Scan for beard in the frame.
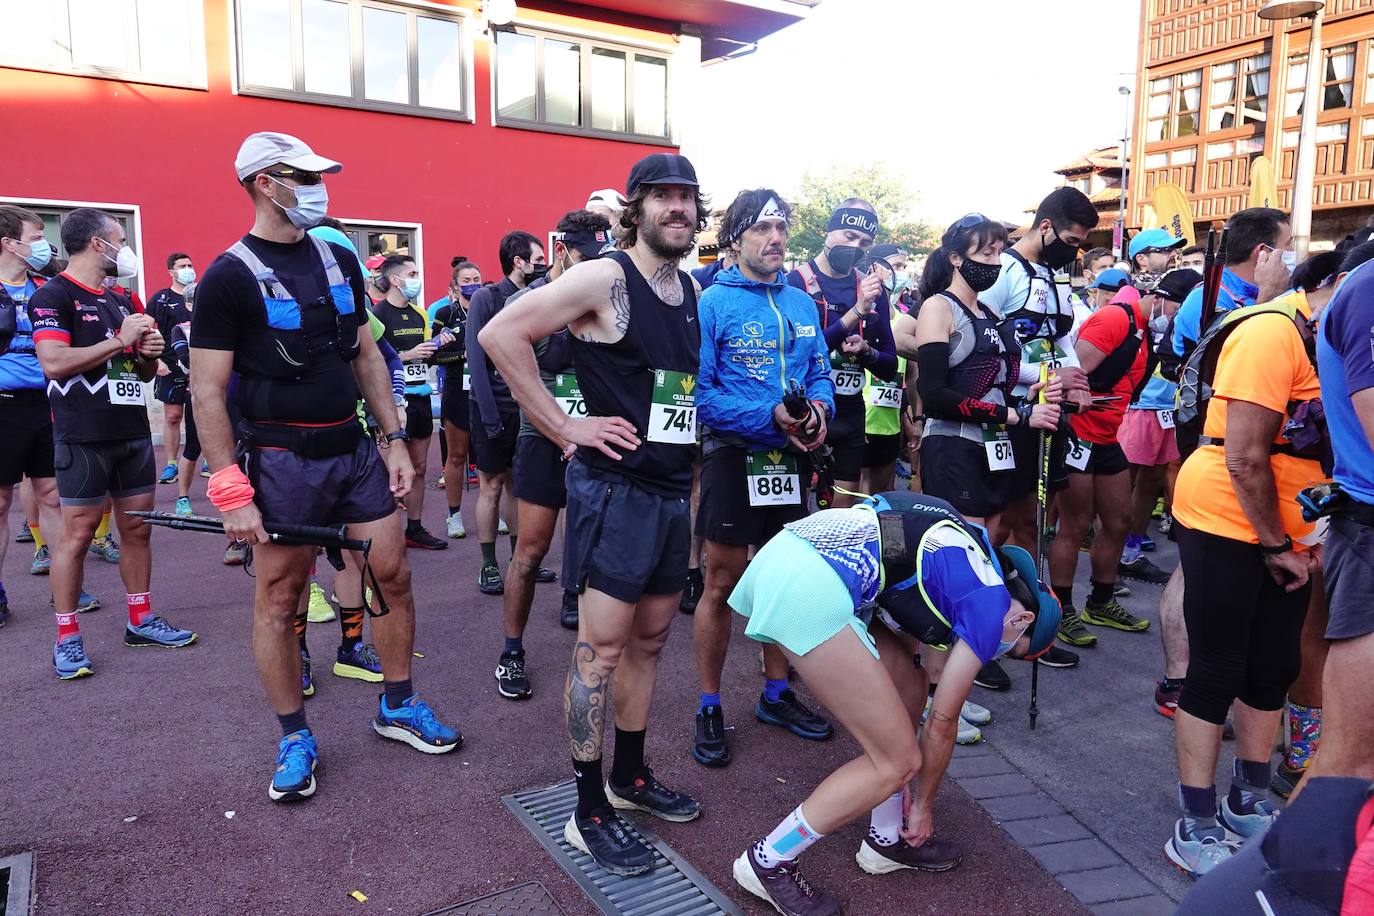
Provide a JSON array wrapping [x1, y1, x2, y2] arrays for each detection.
[[639, 217, 696, 260]]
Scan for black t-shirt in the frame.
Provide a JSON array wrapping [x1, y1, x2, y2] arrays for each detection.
[[30, 274, 152, 443], [148, 288, 190, 374], [190, 234, 368, 425], [371, 299, 429, 394]]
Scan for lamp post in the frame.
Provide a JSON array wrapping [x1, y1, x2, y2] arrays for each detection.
[[1259, 0, 1325, 258], [1117, 85, 1132, 260]]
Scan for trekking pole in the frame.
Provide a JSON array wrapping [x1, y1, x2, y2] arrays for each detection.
[[1030, 364, 1052, 731]]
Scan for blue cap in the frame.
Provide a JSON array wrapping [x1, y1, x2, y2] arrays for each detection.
[[1128, 228, 1186, 260], [1088, 268, 1130, 291]]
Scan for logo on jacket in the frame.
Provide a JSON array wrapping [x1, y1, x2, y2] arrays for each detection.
[[797, 325, 815, 337], [742, 321, 764, 337]]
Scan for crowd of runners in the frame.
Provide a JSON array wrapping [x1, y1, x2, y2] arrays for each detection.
[[2, 131, 1372, 915]]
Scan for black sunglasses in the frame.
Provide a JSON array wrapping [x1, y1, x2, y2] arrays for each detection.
[[952, 212, 992, 231], [264, 167, 323, 185]]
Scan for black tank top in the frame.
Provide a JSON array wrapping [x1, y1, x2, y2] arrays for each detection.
[[942, 292, 1017, 404], [570, 251, 699, 498]]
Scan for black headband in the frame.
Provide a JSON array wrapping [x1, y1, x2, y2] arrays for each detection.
[[828, 207, 879, 238], [555, 229, 614, 258], [721, 196, 789, 247]]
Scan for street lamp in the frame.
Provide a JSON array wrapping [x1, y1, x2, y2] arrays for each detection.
[[1259, 0, 1325, 258], [1117, 85, 1131, 260]]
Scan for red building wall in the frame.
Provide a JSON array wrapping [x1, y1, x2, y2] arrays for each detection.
[[0, 0, 679, 297]]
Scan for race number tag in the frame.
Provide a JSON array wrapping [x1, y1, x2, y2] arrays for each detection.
[[867, 377, 902, 410], [647, 369, 696, 444], [1023, 338, 1068, 369], [1066, 439, 1092, 472], [830, 357, 864, 396], [107, 357, 144, 406], [403, 361, 429, 385], [982, 426, 1016, 471], [462, 364, 471, 391], [746, 449, 800, 507], [1157, 409, 1176, 430], [554, 373, 587, 418]]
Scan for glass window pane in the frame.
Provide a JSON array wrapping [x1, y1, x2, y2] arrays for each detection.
[[1214, 61, 1237, 77], [1207, 141, 1235, 159], [136, 0, 195, 79], [1171, 147, 1196, 165], [1147, 118, 1166, 142], [362, 6, 408, 104], [1288, 56, 1307, 90], [633, 55, 667, 137], [1148, 93, 1171, 117], [1146, 152, 1169, 168], [590, 47, 626, 132], [1316, 121, 1348, 142], [0, 0, 62, 65], [1180, 69, 1201, 87], [240, 0, 292, 89], [1150, 76, 1171, 93], [69, 0, 131, 70], [417, 16, 462, 110], [302, 0, 350, 96], [496, 31, 537, 120], [544, 38, 581, 126]]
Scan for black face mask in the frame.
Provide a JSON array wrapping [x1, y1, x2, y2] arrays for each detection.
[[525, 263, 549, 283], [958, 258, 1002, 293], [826, 244, 864, 275], [1039, 227, 1080, 270]]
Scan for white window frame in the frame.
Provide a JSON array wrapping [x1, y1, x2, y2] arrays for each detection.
[[0, 0, 208, 90], [1, 196, 147, 301]]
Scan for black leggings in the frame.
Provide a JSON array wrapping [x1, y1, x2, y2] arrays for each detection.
[[182, 398, 202, 463], [1176, 524, 1310, 724]]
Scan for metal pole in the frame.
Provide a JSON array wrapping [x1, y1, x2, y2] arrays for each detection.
[[1117, 86, 1132, 260], [1291, 9, 1323, 258]]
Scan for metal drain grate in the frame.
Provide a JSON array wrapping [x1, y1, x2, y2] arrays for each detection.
[[421, 880, 565, 915], [502, 780, 742, 916], [1, 852, 35, 916]]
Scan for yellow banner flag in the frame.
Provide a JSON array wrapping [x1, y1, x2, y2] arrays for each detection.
[[1249, 155, 1277, 209], [1151, 182, 1195, 247], [1143, 204, 1159, 230]]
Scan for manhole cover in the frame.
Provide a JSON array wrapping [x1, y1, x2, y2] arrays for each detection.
[[1, 852, 35, 916], [422, 881, 564, 915]]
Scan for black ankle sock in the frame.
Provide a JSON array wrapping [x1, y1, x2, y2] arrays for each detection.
[[448, 505, 461, 517], [1089, 580, 1114, 604], [1162, 676, 1185, 691], [383, 678, 413, 710], [509, 534, 518, 554], [406, 518, 421, 533], [1053, 585, 1074, 609], [610, 727, 647, 787], [480, 541, 497, 566], [574, 757, 608, 818], [277, 707, 308, 736], [503, 636, 523, 655]]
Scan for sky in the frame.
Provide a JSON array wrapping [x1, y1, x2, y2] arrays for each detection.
[[687, 0, 1143, 229]]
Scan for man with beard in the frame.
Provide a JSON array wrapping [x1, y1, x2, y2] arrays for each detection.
[[480, 154, 706, 876]]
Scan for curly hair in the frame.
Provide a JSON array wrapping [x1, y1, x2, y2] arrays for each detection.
[[618, 185, 710, 249], [557, 208, 612, 236]]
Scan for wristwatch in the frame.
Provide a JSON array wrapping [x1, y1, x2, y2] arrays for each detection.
[[1258, 535, 1293, 555], [383, 429, 410, 445]]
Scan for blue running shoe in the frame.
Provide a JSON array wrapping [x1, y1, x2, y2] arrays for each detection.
[[1164, 819, 1238, 877], [1140, 536, 1157, 552], [175, 496, 193, 517], [372, 693, 461, 754], [54, 635, 94, 680], [334, 642, 383, 682], [199, 461, 211, 478], [158, 463, 178, 484], [49, 592, 101, 613], [268, 729, 318, 802], [90, 533, 120, 564], [1218, 793, 1279, 842], [301, 648, 315, 698], [124, 615, 197, 648], [30, 544, 50, 575]]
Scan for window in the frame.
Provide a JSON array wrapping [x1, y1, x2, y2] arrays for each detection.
[[2, 197, 143, 293], [493, 27, 673, 142], [1210, 54, 1270, 131], [1145, 69, 1200, 141], [0, 0, 206, 88], [235, 0, 468, 120], [1171, 147, 1196, 165], [1286, 44, 1356, 117], [336, 222, 417, 264], [1146, 152, 1169, 168]]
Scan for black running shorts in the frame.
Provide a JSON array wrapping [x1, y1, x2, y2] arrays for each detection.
[[513, 435, 568, 509], [405, 394, 434, 440], [1065, 439, 1131, 477], [471, 405, 519, 475], [53, 437, 156, 505], [441, 384, 469, 431], [862, 433, 902, 468], [919, 434, 1015, 520], [696, 444, 808, 546], [242, 435, 396, 527], [0, 391, 56, 485], [1324, 516, 1374, 641]]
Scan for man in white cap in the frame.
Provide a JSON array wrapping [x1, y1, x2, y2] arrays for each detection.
[[586, 189, 626, 240], [190, 132, 461, 804]]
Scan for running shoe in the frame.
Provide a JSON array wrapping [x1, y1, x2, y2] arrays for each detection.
[[1140, 536, 1157, 552], [446, 512, 466, 539], [494, 649, 531, 699], [1155, 679, 1181, 718], [436, 473, 445, 489], [1083, 597, 1150, 632], [306, 581, 335, 623], [1057, 608, 1098, 647], [372, 693, 461, 753], [1219, 793, 1279, 841], [733, 850, 840, 916], [268, 729, 317, 802], [560, 591, 579, 630], [301, 648, 315, 698], [497, 516, 509, 535], [1038, 645, 1080, 668], [1270, 761, 1305, 799], [158, 463, 178, 484], [1159, 514, 1174, 537], [465, 465, 478, 488], [856, 835, 963, 874], [974, 660, 1011, 691], [405, 524, 448, 550], [30, 544, 50, 575], [174, 496, 193, 517], [536, 567, 557, 584], [1114, 583, 1133, 598], [49, 592, 100, 613], [124, 615, 197, 648], [90, 533, 120, 564], [1152, 496, 1165, 519], [961, 700, 992, 726], [199, 461, 211, 478], [54, 634, 94, 680], [334, 642, 383, 682], [693, 705, 730, 767], [895, 458, 913, 480], [923, 697, 981, 744], [223, 540, 248, 566], [1165, 820, 1237, 878], [1079, 526, 1096, 552], [565, 807, 655, 877], [679, 568, 703, 615], [478, 563, 504, 595], [15, 523, 32, 543], [606, 766, 702, 822], [1118, 556, 1171, 585], [756, 689, 833, 741]]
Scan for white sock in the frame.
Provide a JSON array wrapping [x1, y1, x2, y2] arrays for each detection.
[[867, 792, 904, 847], [753, 805, 823, 867]]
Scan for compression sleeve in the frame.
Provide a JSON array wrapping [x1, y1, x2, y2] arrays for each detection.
[[861, 293, 899, 381], [916, 341, 1011, 425], [376, 336, 404, 401]]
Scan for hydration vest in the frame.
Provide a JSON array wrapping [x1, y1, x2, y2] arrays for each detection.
[[1003, 249, 1075, 344], [0, 271, 45, 356], [1085, 300, 1158, 401]]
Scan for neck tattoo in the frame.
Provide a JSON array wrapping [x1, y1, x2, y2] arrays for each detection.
[[648, 261, 683, 307]]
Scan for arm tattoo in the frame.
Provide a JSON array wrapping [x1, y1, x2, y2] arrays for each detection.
[[565, 641, 609, 761], [609, 278, 631, 335], [648, 262, 684, 307]]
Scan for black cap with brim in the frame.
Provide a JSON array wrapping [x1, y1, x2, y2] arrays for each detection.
[[557, 229, 615, 260], [626, 153, 698, 198]]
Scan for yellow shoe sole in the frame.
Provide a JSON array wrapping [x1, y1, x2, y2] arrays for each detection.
[[1081, 609, 1150, 632], [332, 661, 383, 683]]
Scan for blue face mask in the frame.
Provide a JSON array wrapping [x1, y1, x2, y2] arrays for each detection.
[[20, 238, 52, 271], [402, 278, 423, 300], [996, 620, 1030, 659], [458, 283, 482, 300]]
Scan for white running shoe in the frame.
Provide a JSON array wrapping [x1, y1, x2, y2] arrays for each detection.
[[960, 700, 992, 727], [922, 697, 982, 744], [447, 513, 466, 539], [497, 516, 509, 535]]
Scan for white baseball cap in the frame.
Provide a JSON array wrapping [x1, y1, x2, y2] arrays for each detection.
[[586, 188, 626, 212], [234, 131, 342, 182]]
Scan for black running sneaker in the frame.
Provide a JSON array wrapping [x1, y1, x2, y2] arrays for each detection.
[[973, 660, 1011, 691], [478, 563, 504, 595], [559, 591, 579, 630], [535, 567, 557, 583], [494, 649, 531, 700], [1118, 556, 1171, 584], [693, 705, 730, 767], [1057, 608, 1098, 647], [606, 766, 701, 822], [679, 567, 703, 615], [733, 849, 841, 916], [855, 834, 963, 874], [564, 807, 655, 876], [1038, 644, 1080, 668], [756, 689, 832, 740], [405, 525, 448, 550]]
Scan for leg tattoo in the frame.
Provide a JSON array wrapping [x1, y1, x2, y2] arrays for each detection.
[[566, 641, 609, 761]]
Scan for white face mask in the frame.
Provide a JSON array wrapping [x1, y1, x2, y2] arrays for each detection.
[[401, 277, 423, 300], [1281, 250, 1298, 272], [995, 620, 1031, 659], [175, 267, 196, 286], [268, 176, 329, 229], [99, 239, 140, 279]]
